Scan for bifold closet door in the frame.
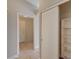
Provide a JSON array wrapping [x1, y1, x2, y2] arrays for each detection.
[[61, 17, 71, 59], [41, 6, 59, 59]]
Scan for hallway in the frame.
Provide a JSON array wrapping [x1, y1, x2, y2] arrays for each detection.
[[16, 42, 40, 59], [20, 42, 33, 52], [7, 0, 71, 59]]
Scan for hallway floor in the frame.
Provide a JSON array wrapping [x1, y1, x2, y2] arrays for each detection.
[[20, 42, 33, 51], [16, 42, 40, 59]]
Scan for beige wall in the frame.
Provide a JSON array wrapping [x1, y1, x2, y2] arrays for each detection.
[[19, 16, 33, 43], [7, 0, 35, 58], [7, 1, 40, 57], [60, 1, 71, 18], [39, 0, 62, 10]]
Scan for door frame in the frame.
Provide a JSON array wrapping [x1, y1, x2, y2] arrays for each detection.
[[17, 13, 35, 56]]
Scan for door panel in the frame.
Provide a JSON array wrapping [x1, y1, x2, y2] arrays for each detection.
[[61, 17, 71, 59], [41, 6, 59, 59]]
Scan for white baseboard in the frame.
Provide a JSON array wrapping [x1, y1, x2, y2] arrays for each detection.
[[8, 54, 19, 59], [34, 47, 40, 52], [34, 46, 39, 49]]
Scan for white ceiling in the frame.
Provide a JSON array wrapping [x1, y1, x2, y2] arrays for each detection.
[[25, 0, 39, 8]]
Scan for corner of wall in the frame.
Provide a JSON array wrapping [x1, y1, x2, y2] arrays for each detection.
[[7, 54, 19, 59]]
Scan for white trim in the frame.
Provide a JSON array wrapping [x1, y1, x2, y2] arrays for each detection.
[[16, 13, 20, 56], [40, 0, 69, 13]]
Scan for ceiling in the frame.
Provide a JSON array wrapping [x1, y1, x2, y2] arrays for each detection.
[[25, 0, 39, 8]]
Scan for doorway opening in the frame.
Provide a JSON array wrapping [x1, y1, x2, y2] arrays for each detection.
[[17, 15, 35, 59], [19, 16, 34, 52], [17, 14, 40, 59]]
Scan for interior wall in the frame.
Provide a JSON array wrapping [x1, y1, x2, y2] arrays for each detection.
[[7, 0, 35, 58], [39, 0, 62, 10], [19, 16, 33, 43], [19, 17, 26, 43], [25, 18, 33, 42], [60, 1, 71, 18], [7, 0, 17, 57]]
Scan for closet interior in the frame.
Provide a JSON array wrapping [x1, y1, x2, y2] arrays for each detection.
[[59, 1, 71, 59]]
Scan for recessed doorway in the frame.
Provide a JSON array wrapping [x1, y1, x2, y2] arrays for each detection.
[[17, 14, 40, 59], [19, 16, 34, 52]]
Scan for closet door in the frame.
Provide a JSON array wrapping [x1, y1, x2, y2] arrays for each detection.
[[61, 17, 71, 59], [41, 6, 59, 59]]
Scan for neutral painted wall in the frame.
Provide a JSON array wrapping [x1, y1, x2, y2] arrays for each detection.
[[25, 18, 33, 42], [60, 1, 71, 18], [19, 16, 33, 43], [7, 0, 40, 58], [7, 0, 35, 58], [19, 17, 26, 42], [39, 0, 61, 10], [39, 0, 70, 11], [7, 0, 17, 57]]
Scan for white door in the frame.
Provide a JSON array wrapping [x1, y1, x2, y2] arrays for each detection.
[[41, 6, 59, 59]]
